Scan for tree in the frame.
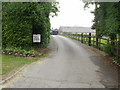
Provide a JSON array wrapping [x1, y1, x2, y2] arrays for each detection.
[[2, 2, 59, 50], [82, 1, 120, 56], [83, 2, 120, 40]]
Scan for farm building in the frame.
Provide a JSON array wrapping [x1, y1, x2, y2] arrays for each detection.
[[59, 26, 96, 34]]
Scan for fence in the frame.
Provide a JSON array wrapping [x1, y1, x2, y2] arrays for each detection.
[[63, 32, 120, 63]]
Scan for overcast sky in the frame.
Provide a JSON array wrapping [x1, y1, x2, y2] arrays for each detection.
[[50, 0, 95, 29]]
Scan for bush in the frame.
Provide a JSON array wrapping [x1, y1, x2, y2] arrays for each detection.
[[103, 43, 116, 56], [2, 2, 59, 50]]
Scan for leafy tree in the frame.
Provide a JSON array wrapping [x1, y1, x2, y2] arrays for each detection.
[[82, 1, 120, 56], [2, 2, 59, 50], [83, 2, 120, 40]]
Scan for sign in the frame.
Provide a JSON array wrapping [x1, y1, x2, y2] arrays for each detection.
[[33, 34, 41, 43]]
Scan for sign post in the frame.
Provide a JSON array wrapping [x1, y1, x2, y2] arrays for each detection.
[[33, 34, 41, 43]]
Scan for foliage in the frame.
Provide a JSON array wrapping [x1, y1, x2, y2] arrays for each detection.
[[93, 3, 119, 39], [82, 2, 120, 57], [2, 2, 59, 50], [103, 43, 116, 56], [83, 2, 120, 40]]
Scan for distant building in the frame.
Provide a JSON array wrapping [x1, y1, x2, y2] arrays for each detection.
[[59, 26, 96, 34]]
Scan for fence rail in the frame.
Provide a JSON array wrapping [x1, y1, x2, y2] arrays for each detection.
[[63, 33, 120, 61]]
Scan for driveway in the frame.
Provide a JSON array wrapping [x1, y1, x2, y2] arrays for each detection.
[[8, 35, 118, 88]]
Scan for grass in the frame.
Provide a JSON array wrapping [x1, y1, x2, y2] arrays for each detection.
[[2, 55, 39, 75]]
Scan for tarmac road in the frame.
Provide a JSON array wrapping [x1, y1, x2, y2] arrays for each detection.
[[11, 35, 118, 88]]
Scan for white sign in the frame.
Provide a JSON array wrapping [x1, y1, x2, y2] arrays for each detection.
[[33, 34, 41, 43]]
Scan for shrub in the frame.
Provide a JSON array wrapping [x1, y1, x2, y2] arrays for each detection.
[[103, 43, 116, 56]]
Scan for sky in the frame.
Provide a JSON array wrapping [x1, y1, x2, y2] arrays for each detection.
[[50, 0, 95, 29]]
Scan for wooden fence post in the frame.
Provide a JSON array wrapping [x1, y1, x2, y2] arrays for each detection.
[[85, 33, 86, 44], [96, 37, 99, 48], [77, 33, 79, 41], [99, 38, 101, 50], [81, 33, 83, 43], [89, 33, 91, 46], [107, 39, 109, 44], [76, 32, 78, 40], [79, 33, 81, 41], [117, 34, 120, 61]]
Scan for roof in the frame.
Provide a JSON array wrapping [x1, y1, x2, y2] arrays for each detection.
[[59, 26, 96, 33]]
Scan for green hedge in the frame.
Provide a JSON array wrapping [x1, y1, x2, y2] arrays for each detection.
[[2, 2, 58, 50]]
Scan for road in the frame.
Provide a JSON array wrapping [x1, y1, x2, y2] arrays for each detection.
[[9, 35, 118, 88]]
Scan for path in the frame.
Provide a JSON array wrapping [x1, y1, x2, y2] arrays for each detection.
[[8, 35, 118, 88]]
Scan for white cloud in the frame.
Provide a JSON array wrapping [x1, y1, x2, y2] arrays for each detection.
[[50, 0, 95, 29]]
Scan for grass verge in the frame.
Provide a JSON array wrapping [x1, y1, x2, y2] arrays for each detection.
[[1, 55, 39, 80]]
